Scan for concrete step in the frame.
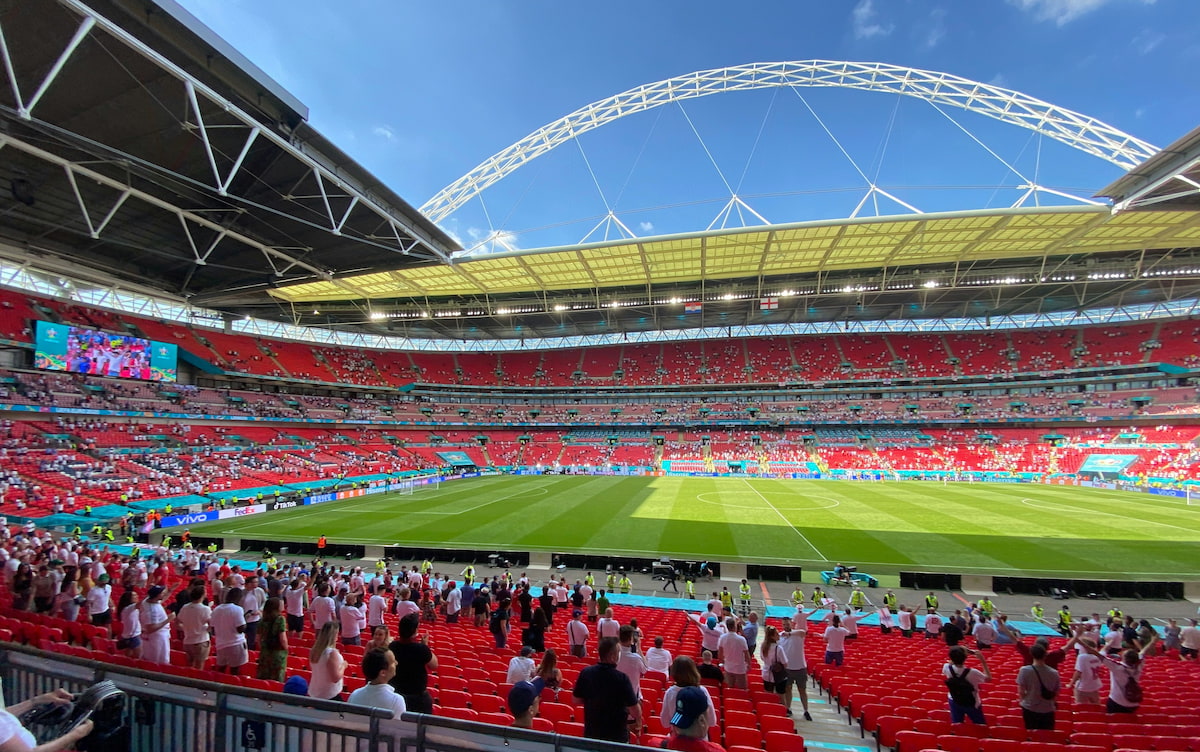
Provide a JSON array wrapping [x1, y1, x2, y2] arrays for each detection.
[[790, 687, 876, 752]]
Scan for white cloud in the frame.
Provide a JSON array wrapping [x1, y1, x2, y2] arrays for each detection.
[[1009, 0, 1153, 26], [372, 125, 395, 141], [925, 8, 948, 48], [638, 221, 655, 233], [851, 0, 894, 39], [1131, 29, 1166, 54], [1135, 107, 1146, 119], [988, 73, 1009, 88]]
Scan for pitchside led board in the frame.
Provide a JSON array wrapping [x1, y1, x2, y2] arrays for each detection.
[[34, 320, 178, 383]]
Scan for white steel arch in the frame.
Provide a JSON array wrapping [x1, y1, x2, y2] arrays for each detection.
[[421, 60, 1159, 223]]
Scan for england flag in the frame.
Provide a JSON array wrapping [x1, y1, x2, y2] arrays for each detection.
[[760, 297, 779, 311]]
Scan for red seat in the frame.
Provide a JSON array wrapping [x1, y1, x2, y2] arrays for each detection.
[[726, 711, 760, 729], [471, 694, 504, 713], [979, 740, 1023, 752], [876, 716, 909, 751], [538, 702, 574, 724], [1152, 738, 1194, 752], [724, 726, 763, 750], [1027, 729, 1070, 745], [728, 746, 762, 752], [1068, 733, 1112, 750], [437, 676, 468, 692], [477, 711, 512, 726], [937, 734, 981, 752], [989, 726, 1028, 742], [438, 689, 470, 709], [555, 721, 584, 737], [439, 707, 477, 721], [530, 717, 554, 733], [759, 715, 795, 734], [913, 718, 951, 737], [895, 730, 938, 752], [763, 731, 805, 752]]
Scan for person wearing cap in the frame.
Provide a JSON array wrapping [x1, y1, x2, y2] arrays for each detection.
[[507, 646, 537, 683], [139, 584, 172, 664], [664, 685, 726, 752], [508, 679, 543, 729], [85, 572, 113, 634], [573, 637, 641, 743], [348, 649, 407, 716], [566, 608, 589, 658]]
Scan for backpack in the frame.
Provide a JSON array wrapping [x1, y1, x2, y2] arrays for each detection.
[[1124, 674, 1143, 705], [945, 665, 976, 707]]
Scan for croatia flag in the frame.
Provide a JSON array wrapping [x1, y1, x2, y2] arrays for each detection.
[[760, 297, 779, 311], [684, 302, 703, 313]]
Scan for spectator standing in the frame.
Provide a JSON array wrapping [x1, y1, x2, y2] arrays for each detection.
[[308, 622, 347, 701], [178, 585, 212, 669], [211, 588, 249, 676], [660, 657, 717, 730], [138, 585, 172, 664], [823, 614, 850, 666], [645, 636, 672, 680], [573, 637, 640, 743], [1016, 643, 1060, 730], [256, 597, 289, 683], [759, 625, 787, 707], [388, 613, 437, 713], [717, 618, 751, 688], [780, 615, 813, 720], [348, 649, 407, 716], [943, 645, 991, 724], [566, 609, 590, 658]]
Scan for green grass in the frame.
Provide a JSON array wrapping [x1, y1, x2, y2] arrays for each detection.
[[182, 476, 1200, 579]]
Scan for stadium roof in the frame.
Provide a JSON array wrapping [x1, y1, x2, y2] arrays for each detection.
[[1100, 124, 1200, 212], [0, 0, 458, 306], [269, 206, 1200, 301]]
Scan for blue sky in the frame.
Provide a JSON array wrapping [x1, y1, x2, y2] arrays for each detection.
[[177, 0, 1199, 252]]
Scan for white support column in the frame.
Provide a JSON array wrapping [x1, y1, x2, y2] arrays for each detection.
[[312, 168, 337, 230], [63, 166, 96, 237], [0, 21, 25, 115], [218, 127, 260, 195], [334, 196, 359, 235], [23, 15, 95, 119], [185, 80, 223, 191]]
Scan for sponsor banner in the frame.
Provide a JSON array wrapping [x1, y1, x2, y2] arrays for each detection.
[[305, 492, 338, 506], [267, 498, 301, 511], [218, 503, 266, 520], [161, 510, 218, 527]]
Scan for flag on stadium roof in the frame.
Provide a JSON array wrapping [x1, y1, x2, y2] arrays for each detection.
[[760, 297, 779, 311], [684, 301, 702, 313]]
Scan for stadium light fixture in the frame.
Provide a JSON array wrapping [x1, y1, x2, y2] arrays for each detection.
[[553, 304, 568, 311], [922, 280, 939, 288]]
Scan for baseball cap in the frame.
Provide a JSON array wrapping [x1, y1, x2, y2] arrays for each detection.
[[706, 616, 717, 629], [520, 645, 534, 657], [147, 585, 165, 599], [507, 680, 543, 716], [573, 609, 583, 617], [283, 676, 309, 696], [670, 686, 710, 729]]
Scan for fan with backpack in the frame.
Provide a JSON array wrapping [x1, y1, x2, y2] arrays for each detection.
[[19, 680, 129, 751]]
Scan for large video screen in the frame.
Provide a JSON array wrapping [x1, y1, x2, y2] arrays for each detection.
[[34, 320, 178, 382]]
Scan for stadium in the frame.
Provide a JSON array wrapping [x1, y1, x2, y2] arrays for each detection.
[[0, 1, 1197, 751]]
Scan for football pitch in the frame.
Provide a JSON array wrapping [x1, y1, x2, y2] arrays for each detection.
[[183, 476, 1200, 579]]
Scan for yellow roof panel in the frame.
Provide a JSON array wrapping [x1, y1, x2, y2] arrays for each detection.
[[267, 207, 1200, 303]]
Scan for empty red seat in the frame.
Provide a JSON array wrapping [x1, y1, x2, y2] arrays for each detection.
[[895, 730, 939, 752], [763, 731, 805, 752], [723, 726, 762, 750]]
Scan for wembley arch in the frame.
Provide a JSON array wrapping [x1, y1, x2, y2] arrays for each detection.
[[420, 60, 1159, 224]]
